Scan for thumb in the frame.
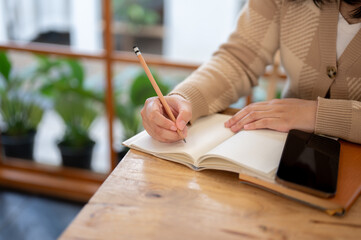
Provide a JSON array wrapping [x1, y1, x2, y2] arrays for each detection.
[[176, 104, 192, 130]]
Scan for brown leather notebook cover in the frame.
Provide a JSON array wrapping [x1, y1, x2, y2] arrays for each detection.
[[239, 140, 361, 216]]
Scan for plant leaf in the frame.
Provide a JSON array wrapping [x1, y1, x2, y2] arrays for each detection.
[[40, 83, 56, 97], [65, 59, 84, 88], [0, 51, 12, 83], [130, 70, 169, 107], [115, 102, 142, 139]]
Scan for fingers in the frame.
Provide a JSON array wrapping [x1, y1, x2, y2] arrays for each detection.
[[224, 102, 276, 132], [175, 102, 192, 130], [142, 119, 188, 143], [229, 110, 279, 132], [224, 98, 317, 133], [151, 110, 178, 131], [141, 95, 191, 142], [224, 102, 272, 129], [244, 118, 289, 132]]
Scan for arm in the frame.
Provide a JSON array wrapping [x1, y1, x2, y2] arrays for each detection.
[[171, 0, 283, 122], [223, 97, 361, 145], [140, 0, 283, 142], [316, 97, 361, 144]]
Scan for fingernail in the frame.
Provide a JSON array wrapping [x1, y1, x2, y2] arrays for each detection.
[[178, 120, 186, 130], [230, 126, 237, 132], [170, 126, 177, 131], [224, 121, 229, 128]]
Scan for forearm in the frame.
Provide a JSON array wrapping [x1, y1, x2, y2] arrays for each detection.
[[170, 55, 254, 122], [315, 97, 361, 144]]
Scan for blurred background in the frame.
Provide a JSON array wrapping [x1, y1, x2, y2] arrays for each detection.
[[0, 0, 286, 239], [0, 0, 249, 173]]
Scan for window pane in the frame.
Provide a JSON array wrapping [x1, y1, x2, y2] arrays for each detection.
[[0, 0, 103, 54], [0, 51, 109, 173]]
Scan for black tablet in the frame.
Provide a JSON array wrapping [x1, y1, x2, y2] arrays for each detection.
[[276, 129, 340, 198]]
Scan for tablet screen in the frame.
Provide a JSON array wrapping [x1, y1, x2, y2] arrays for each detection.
[[276, 129, 340, 198]]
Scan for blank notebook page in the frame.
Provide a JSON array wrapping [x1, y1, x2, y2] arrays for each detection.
[[205, 129, 287, 174]]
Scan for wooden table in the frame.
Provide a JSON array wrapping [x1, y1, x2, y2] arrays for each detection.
[[60, 149, 361, 240]]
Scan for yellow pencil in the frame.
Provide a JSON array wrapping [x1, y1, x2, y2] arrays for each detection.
[[133, 46, 186, 143]]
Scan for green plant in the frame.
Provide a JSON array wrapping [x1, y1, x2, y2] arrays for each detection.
[[55, 93, 98, 147], [33, 56, 103, 147], [113, 0, 161, 26], [0, 51, 44, 136], [34, 56, 103, 103], [0, 92, 44, 135], [115, 69, 169, 140]]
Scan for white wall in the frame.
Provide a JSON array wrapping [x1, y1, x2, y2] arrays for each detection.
[[7, 0, 37, 42], [0, 0, 8, 43], [163, 0, 244, 63], [0, 0, 102, 52], [0, 0, 69, 43], [37, 0, 70, 33], [70, 0, 102, 52]]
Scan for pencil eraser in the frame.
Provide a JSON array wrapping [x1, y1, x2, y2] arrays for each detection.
[[133, 46, 140, 55]]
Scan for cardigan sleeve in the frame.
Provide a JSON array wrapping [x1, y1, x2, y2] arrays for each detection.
[[170, 0, 283, 122], [315, 97, 361, 144]]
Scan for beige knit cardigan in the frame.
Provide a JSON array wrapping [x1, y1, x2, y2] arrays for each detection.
[[171, 0, 361, 144]]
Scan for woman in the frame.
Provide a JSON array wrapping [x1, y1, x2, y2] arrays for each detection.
[[140, 0, 361, 144]]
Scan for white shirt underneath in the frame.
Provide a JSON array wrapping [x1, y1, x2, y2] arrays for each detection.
[[337, 13, 361, 60]]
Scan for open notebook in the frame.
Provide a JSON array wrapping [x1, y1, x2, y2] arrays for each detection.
[[123, 114, 287, 181]]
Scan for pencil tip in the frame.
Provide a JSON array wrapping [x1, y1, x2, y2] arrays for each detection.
[[183, 139, 187, 143]]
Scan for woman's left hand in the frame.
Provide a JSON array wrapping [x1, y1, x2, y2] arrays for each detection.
[[224, 98, 317, 133]]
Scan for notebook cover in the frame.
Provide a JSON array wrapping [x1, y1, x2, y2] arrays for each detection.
[[239, 140, 361, 216]]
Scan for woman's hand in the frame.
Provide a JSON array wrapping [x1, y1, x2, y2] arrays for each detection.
[[224, 98, 317, 133], [140, 95, 192, 143]]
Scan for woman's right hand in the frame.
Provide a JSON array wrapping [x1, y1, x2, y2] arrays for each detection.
[[140, 95, 192, 143]]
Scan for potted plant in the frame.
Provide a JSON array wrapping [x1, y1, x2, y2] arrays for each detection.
[[0, 51, 44, 160], [115, 69, 169, 160], [34, 56, 103, 169], [55, 92, 99, 169]]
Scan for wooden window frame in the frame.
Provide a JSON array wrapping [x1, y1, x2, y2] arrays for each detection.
[[0, 0, 198, 202]]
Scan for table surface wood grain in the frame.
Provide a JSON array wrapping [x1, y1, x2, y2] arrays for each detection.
[[60, 149, 361, 240]]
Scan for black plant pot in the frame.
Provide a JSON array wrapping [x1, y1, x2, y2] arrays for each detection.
[[57, 141, 95, 169], [0, 131, 36, 160]]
